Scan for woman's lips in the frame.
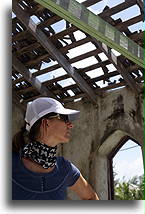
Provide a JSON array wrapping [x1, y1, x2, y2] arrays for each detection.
[[66, 132, 71, 136]]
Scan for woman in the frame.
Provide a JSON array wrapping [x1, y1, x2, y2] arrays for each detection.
[[12, 97, 99, 200]]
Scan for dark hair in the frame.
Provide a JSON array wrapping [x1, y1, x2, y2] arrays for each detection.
[[12, 112, 58, 153]]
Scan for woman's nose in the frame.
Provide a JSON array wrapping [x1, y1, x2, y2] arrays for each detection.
[[67, 122, 74, 128]]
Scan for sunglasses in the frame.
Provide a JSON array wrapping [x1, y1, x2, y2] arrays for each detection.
[[47, 114, 69, 123]]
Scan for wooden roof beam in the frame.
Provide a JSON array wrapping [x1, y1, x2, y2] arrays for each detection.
[[41, 62, 141, 91], [16, 86, 36, 95], [99, 0, 137, 18], [61, 75, 143, 103], [82, 0, 102, 7], [42, 59, 110, 85], [26, 47, 101, 71], [12, 54, 57, 99], [91, 38, 141, 94], [116, 15, 143, 31], [15, 35, 90, 55], [129, 31, 143, 42], [53, 71, 143, 96], [136, 0, 144, 14]]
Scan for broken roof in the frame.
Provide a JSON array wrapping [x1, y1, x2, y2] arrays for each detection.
[[12, 0, 144, 106]]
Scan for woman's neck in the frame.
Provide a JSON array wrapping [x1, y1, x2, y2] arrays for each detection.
[[36, 137, 58, 147]]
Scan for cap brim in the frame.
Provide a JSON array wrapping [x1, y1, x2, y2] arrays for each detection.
[[56, 108, 80, 121]]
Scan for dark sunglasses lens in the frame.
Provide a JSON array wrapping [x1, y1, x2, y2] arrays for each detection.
[[60, 115, 69, 123]]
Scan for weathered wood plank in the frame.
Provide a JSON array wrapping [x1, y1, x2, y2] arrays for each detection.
[[12, 54, 56, 98]]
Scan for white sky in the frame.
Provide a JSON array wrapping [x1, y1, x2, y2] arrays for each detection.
[[113, 140, 144, 181]]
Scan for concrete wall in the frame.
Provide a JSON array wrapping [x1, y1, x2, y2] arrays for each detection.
[[12, 86, 144, 200], [12, 94, 26, 136], [62, 87, 143, 200]]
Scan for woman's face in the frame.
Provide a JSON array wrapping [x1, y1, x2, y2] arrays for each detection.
[[38, 116, 74, 146], [49, 118, 74, 143]]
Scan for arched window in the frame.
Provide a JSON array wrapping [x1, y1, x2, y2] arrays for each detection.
[[108, 137, 144, 200]]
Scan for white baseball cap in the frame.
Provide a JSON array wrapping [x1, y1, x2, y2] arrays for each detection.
[[25, 97, 80, 131]]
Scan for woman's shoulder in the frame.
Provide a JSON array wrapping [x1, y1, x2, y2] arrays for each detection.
[[56, 156, 72, 172], [56, 156, 79, 173], [56, 156, 69, 166], [56, 157, 80, 187]]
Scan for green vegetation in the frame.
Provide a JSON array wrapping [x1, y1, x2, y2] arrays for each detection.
[[114, 175, 144, 200]]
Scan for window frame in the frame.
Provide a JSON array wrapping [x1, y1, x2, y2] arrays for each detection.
[[107, 136, 142, 200]]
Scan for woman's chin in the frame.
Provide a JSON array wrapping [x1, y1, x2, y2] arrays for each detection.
[[62, 136, 71, 143]]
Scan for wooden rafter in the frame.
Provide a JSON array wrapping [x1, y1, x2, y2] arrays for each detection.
[[12, 54, 56, 99], [99, 0, 137, 18], [136, 0, 144, 14], [82, 0, 102, 7], [91, 38, 141, 94]]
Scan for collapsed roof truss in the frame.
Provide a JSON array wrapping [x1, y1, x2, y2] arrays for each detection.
[[12, 0, 144, 105]]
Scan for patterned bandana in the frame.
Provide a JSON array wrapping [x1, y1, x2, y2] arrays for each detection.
[[21, 141, 57, 169]]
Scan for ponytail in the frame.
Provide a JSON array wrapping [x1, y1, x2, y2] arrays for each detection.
[[12, 125, 27, 153], [12, 119, 42, 153], [12, 112, 58, 152]]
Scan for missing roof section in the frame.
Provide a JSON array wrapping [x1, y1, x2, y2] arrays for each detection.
[[67, 42, 96, 58], [37, 67, 67, 82], [111, 5, 141, 21], [57, 78, 76, 87]]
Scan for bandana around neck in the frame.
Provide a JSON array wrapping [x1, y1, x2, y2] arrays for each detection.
[[21, 141, 57, 169]]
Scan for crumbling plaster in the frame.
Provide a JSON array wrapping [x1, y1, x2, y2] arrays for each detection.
[[63, 87, 143, 199]]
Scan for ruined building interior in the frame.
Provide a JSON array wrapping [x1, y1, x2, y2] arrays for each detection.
[[12, 0, 144, 199]]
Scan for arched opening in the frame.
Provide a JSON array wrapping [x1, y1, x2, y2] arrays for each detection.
[[108, 137, 144, 200], [96, 130, 143, 200]]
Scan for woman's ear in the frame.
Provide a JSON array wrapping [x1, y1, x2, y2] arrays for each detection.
[[42, 118, 50, 127], [41, 118, 47, 126]]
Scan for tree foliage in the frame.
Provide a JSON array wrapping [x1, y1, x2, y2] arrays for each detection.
[[114, 175, 144, 200]]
